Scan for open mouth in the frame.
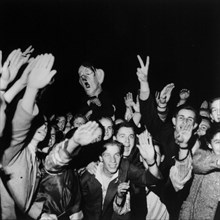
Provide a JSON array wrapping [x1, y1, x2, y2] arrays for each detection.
[[84, 81, 90, 89]]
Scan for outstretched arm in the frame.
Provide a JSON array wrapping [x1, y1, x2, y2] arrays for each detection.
[[22, 54, 56, 114], [2, 53, 57, 166]]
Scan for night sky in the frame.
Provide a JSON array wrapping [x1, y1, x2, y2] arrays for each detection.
[[1, 0, 220, 117]]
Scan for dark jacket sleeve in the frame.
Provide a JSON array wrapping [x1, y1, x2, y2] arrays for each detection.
[[139, 95, 164, 139], [127, 162, 161, 187]]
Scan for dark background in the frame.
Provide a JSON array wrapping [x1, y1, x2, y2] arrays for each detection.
[[1, 0, 220, 117]]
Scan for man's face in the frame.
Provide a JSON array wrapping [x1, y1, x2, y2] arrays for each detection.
[[101, 144, 121, 176], [116, 127, 135, 157], [99, 118, 113, 140], [197, 119, 210, 137], [78, 65, 100, 97], [174, 109, 196, 133], [57, 116, 66, 131], [210, 99, 220, 123], [73, 117, 86, 128], [210, 132, 220, 155]]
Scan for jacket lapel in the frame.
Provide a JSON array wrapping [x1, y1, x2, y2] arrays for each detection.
[[102, 177, 118, 214]]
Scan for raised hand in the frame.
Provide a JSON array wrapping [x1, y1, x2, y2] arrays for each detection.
[[117, 181, 130, 199], [0, 48, 32, 90], [137, 130, 155, 165], [175, 123, 193, 147], [72, 121, 100, 146], [19, 58, 37, 86], [133, 95, 140, 113], [158, 83, 175, 105], [124, 92, 134, 108], [136, 55, 150, 83], [179, 89, 190, 101], [22, 45, 34, 57], [27, 54, 56, 89]]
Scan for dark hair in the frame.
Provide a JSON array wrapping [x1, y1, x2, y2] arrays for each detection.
[[114, 121, 136, 137], [80, 62, 96, 73], [102, 140, 124, 156], [72, 113, 88, 125], [209, 97, 220, 110], [173, 104, 200, 124], [205, 123, 220, 144], [24, 112, 47, 146]]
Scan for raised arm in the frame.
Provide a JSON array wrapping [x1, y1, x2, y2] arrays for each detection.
[[155, 83, 175, 122], [0, 47, 33, 136], [2, 53, 57, 166], [136, 55, 150, 101], [137, 130, 162, 179], [4, 49, 35, 103], [22, 54, 56, 114]]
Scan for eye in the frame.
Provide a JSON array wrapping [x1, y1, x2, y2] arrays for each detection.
[[115, 153, 121, 158], [129, 134, 135, 139]]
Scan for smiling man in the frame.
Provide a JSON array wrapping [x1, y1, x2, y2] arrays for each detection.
[[78, 62, 115, 120], [80, 140, 162, 220]]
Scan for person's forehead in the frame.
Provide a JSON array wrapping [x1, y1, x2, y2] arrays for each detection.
[[212, 132, 220, 141], [78, 66, 93, 75], [58, 116, 65, 121], [211, 99, 220, 108], [104, 145, 120, 154], [178, 109, 195, 118], [100, 118, 112, 126], [200, 119, 210, 127], [75, 117, 85, 122], [118, 127, 134, 135]]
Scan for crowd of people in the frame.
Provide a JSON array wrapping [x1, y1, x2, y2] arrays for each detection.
[[0, 46, 220, 220]]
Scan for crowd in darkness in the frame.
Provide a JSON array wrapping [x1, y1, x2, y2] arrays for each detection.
[[1, 1, 220, 220]]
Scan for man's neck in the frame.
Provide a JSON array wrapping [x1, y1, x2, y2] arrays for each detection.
[[102, 167, 114, 179], [89, 87, 102, 98]]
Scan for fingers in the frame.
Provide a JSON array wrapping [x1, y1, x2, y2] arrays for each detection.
[[137, 55, 144, 68], [118, 182, 130, 194], [137, 55, 150, 68], [23, 45, 34, 56], [146, 56, 150, 68]]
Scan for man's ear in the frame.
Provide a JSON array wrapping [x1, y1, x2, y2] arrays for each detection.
[[99, 156, 103, 162], [79, 79, 83, 87], [208, 143, 212, 150], [193, 123, 198, 130], [172, 117, 176, 126], [95, 69, 105, 84]]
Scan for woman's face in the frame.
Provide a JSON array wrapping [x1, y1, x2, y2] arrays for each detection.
[[33, 122, 48, 142], [210, 132, 220, 155]]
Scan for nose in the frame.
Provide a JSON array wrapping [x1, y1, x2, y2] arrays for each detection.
[[125, 137, 130, 144], [110, 156, 116, 163]]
